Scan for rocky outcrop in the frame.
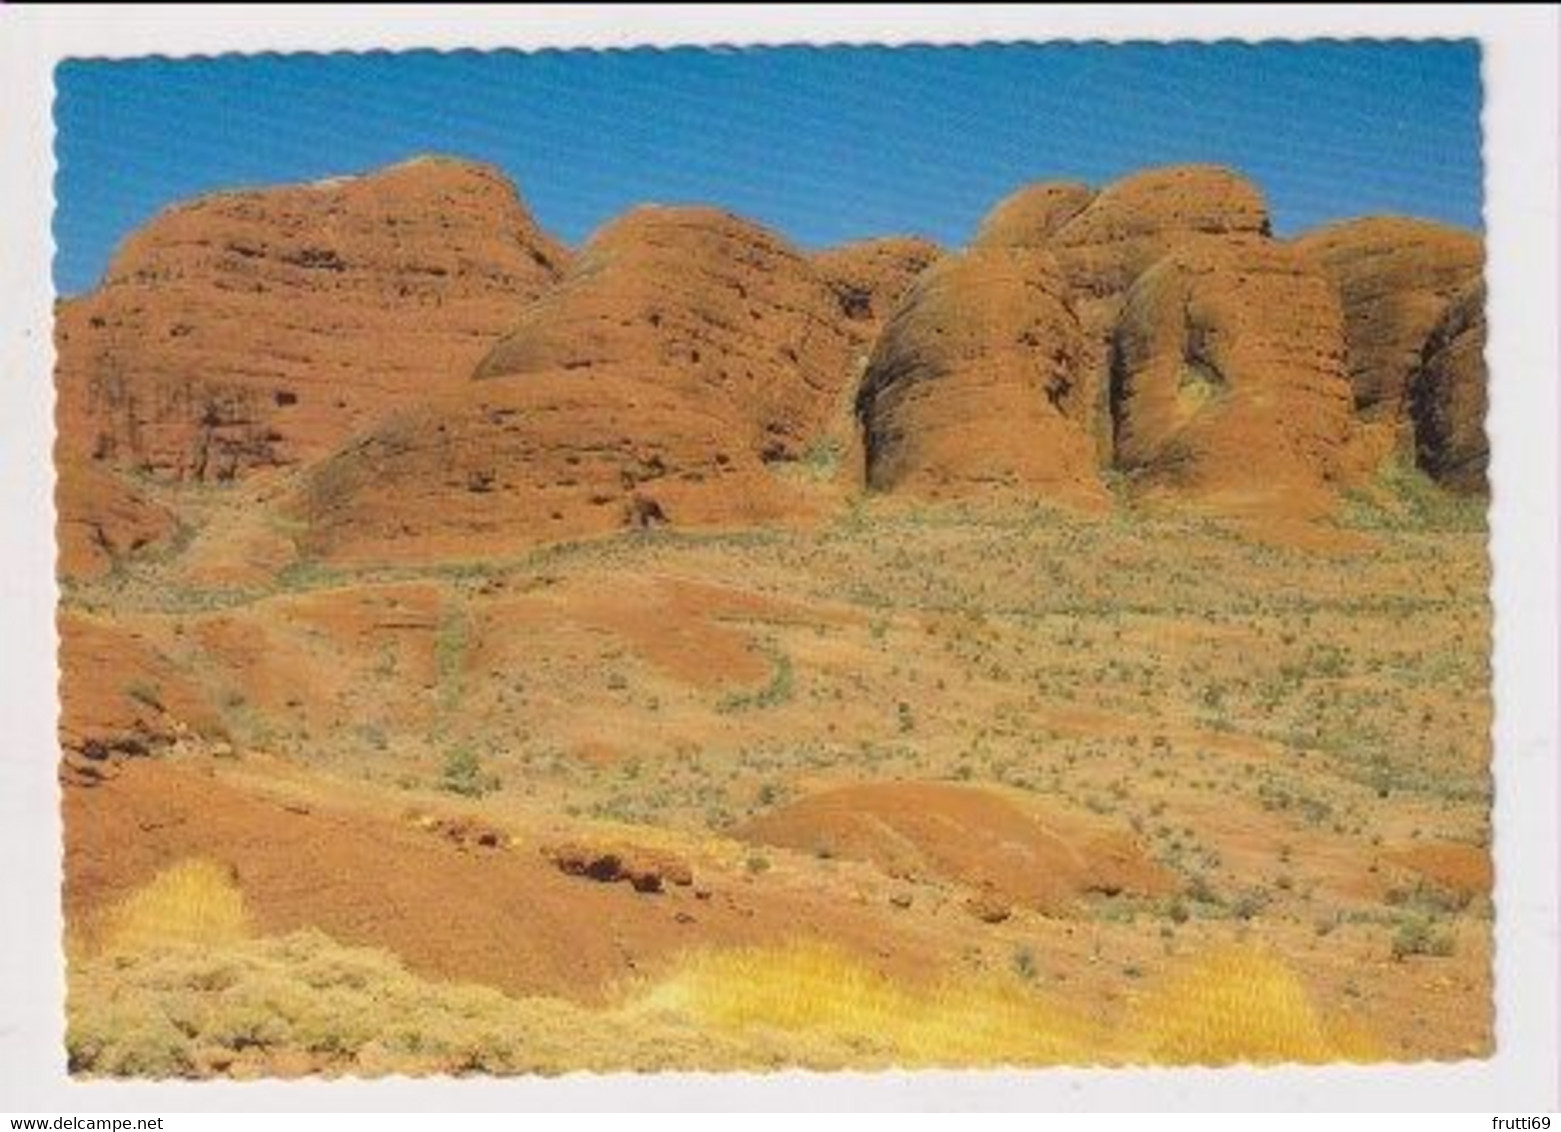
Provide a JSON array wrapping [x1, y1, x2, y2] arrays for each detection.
[[55, 156, 566, 482], [1110, 238, 1355, 513], [855, 247, 1105, 504], [966, 166, 1274, 460], [296, 371, 804, 564], [542, 840, 694, 893], [1410, 280, 1488, 494], [1049, 165, 1272, 289], [812, 237, 941, 350], [300, 207, 863, 562], [1293, 217, 1483, 424], [972, 181, 1095, 249], [58, 154, 1490, 569], [854, 166, 1281, 505], [475, 206, 856, 463]]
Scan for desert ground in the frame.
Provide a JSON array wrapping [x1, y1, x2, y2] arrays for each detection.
[[55, 159, 1492, 1075]]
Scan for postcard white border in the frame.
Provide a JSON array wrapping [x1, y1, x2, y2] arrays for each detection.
[[1, 3, 1555, 1113]]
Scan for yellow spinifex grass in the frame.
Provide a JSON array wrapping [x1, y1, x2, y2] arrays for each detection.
[[71, 871, 1386, 1073], [638, 940, 1383, 1068], [68, 926, 1389, 1075], [1119, 944, 1383, 1065], [635, 941, 1102, 1067], [98, 859, 251, 954]]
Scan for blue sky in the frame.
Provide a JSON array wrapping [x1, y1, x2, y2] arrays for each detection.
[[53, 41, 1483, 296]]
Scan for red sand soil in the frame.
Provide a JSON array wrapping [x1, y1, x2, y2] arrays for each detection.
[[735, 780, 1174, 915], [63, 756, 947, 1003]]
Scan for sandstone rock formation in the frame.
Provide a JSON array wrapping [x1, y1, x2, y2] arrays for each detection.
[[1049, 164, 1272, 289], [964, 166, 1273, 461], [855, 247, 1105, 504], [1293, 217, 1483, 424], [1410, 279, 1489, 494], [475, 206, 856, 461], [1110, 238, 1355, 513], [299, 206, 860, 562], [55, 156, 566, 482], [872, 164, 1491, 510], [56, 156, 1492, 575], [812, 236, 941, 348], [972, 181, 1095, 249], [297, 372, 801, 564]]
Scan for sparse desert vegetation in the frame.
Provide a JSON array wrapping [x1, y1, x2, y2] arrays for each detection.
[[61, 482, 1493, 1072], [68, 861, 1385, 1076], [55, 149, 1492, 1073]]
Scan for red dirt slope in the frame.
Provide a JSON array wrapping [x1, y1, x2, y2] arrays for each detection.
[[736, 781, 1174, 915], [64, 757, 946, 1003]]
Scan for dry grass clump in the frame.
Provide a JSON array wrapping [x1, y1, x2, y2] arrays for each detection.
[[95, 858, 250, 953], [70, 922, 1383, 1076], [68, 863, 741, 1078], [70, 865, 1382, 1074], [69, 928, 559, 1077], [636, 940, 1100, 1067], [642, 940, 1383, 1068], [1119, 945, 1382, 1064], [67, 926, 742, 1078]]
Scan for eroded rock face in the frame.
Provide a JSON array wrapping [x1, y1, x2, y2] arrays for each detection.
[[1050, 165, 1271, 285], [55, 156, 567, 482], [812, 237, 941, 349], [1110, 238, 1355, 513], [58, 155, 1490, 570], [855, 247, 1105, 505], [475, 206, 857, 463], [296, 373, 803, 565], [855, 169, 1274, 505], [1410, 280, 1488, 494], [1293, 217, 1483, 424], [964, 166, 1274, 460], [299, 206, 866, 563], [972, 181, 1095, 249]]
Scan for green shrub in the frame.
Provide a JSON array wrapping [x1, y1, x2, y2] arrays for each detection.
[[1390, 917, 1455, 961], [716, 648, 795, 713], [440, 747, 500, 798]]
